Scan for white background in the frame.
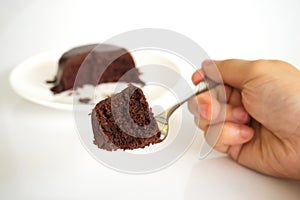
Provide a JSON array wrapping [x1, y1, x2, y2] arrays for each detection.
[[1, 0, 300, 199]]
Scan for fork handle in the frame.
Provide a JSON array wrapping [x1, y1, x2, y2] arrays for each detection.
[[165, 81, 208, 118]]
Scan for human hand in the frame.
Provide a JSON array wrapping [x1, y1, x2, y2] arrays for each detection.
[[188, 59, 300, 180]]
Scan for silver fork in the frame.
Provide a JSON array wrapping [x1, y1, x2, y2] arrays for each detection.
[[155, 81, 208, 140]]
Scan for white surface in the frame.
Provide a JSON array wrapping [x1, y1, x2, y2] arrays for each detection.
[[9, 49, 180, 110], [1, 0, 300, 200]]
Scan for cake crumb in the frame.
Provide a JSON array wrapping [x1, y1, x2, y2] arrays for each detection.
[[79, 98, 91, 104]]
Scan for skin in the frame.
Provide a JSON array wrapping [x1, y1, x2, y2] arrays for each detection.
[[188, 59, 300, 180]]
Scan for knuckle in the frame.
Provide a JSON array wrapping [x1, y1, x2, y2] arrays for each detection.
[[248, 60, 271, 75]]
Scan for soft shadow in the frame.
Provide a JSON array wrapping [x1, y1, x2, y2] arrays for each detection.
[[184, 156, 300, 200], [0, 68, 20, 185], [0, 68, 71, 184]]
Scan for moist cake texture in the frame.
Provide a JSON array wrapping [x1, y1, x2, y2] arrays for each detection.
[[91, 84, 162, 151]]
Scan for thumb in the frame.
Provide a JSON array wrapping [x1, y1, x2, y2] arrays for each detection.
[[202, 59, 255, 89]]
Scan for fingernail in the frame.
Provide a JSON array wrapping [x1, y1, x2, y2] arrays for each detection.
[[240, 128, 253, 139], [233, 107, 248, 122], [192, 70, 204, 85], [193, 70, 204, 81]]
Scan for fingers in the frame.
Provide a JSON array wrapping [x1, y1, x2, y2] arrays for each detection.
[[190, 60, 255, 155], [202, 59, 253, 89], [192, 59, 258, 90], [194, 116, 254, 153], [208, 84, 242, 106], [192, 69, 205, 85], [205, 122, 254, 153], [188, 93, 250, 124], [227, 88, 242, 106], [194, 116, 208, 132], [188, 86, 253, 154], [194, 92, 221, 121]]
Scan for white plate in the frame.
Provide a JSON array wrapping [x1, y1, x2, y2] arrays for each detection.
[[9, 47, 200, 173], [9, 49, 184, 110]]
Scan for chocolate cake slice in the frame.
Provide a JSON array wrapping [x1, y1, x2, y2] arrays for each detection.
[[49, 44, 144, 94], [91, 84, 162, 151]]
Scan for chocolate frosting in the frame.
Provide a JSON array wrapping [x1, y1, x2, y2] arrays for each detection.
[[49, 44, 144, 93]]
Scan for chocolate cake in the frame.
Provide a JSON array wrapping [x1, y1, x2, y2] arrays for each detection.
[[91, 84, 162, 151], [49, 44, 144, 94]]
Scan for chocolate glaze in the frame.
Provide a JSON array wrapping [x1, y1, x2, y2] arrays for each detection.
[[49, 44, 144, 94], [78, 98, 91, 104]]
